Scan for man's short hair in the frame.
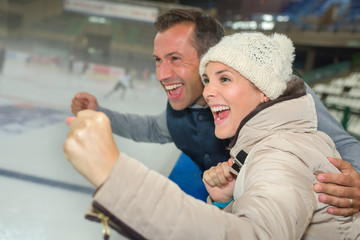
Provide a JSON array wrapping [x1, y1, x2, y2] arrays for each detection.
[[154, 8, 225, 58]]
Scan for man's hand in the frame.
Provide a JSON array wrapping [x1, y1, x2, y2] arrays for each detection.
[[203, 159, 236, 203], [314, 157, 360, 216], [63, 110, 119, 187], [71, 92, 99, 116]]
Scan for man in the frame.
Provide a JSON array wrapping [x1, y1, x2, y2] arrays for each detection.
[[71, 8, 360, 216]]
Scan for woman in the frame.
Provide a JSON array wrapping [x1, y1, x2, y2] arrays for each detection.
[[199, 32, 360, 239], [63, 32, 360, 240]]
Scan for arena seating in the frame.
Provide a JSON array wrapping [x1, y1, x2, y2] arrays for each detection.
[[280, 0, 331, 23], [31, 14, 85, 35], [30, 13, 155, 48], [114, 20, 155, 46], [312, 71, 360, 138], [275, 0, 360, 32]]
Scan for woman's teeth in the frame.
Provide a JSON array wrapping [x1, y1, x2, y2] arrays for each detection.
[[211, 106, 230, 121], [211, 106, 230, 112]]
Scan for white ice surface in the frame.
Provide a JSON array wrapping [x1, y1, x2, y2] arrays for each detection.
[[0, 59, 180, 240]]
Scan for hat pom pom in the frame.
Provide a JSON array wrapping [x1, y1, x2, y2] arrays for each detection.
[[273, 33, 295, 63]]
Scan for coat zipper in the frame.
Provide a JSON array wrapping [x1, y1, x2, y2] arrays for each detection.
[[86, 201, 146, 240], [87, 211, 110, 240]]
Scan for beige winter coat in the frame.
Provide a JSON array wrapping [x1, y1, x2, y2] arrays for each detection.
[[86, 94, 360, 240]]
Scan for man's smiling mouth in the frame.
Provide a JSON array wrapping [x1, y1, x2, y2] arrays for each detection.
[[164, 83, 183, 91]]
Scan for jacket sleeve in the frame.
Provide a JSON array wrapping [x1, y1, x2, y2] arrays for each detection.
[[305, 83, 360, 172], [90, 151, 317, 240], [97, 106, 172, 144]]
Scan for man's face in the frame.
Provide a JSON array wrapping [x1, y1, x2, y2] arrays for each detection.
[[153, 23, 206, 110]]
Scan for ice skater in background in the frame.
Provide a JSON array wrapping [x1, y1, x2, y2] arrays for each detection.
[[68, 54, 75, 73], [104, 68, 132, 99], [0, 44, 7, 74]]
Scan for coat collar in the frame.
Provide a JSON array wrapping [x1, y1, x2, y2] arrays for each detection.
[[229, 93, 317, 160]]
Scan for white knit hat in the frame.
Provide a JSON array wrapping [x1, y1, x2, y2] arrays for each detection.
[[199, 32, 295, 100]]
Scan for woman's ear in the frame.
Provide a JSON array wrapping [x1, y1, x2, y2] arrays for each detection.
[[261, 93, 270, 103]]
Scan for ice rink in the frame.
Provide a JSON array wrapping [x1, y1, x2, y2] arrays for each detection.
[[0, 57, 180, 240]]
